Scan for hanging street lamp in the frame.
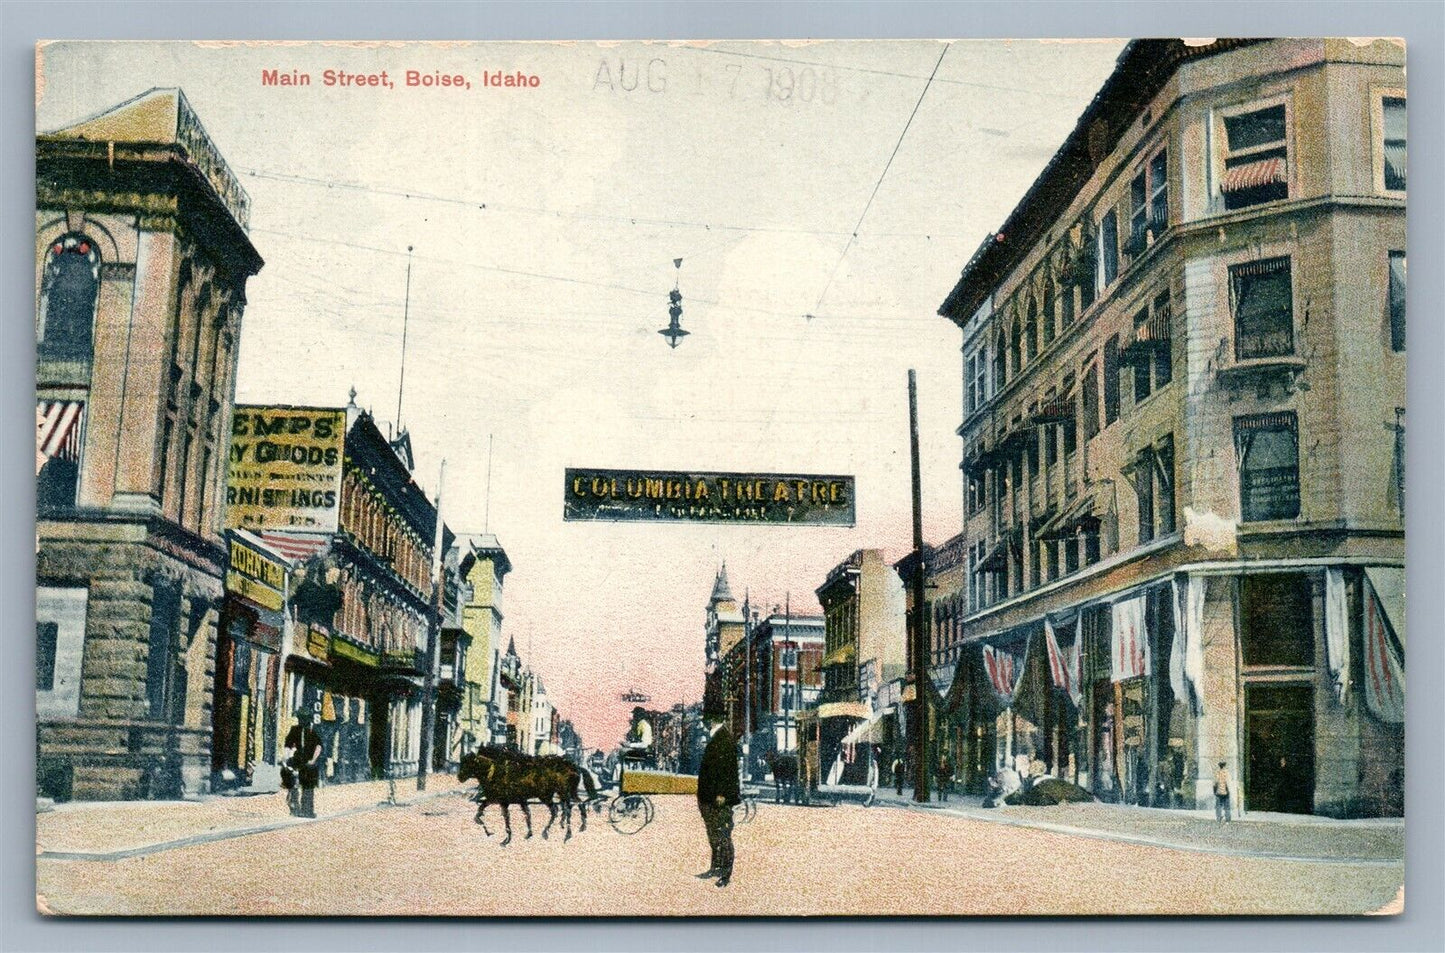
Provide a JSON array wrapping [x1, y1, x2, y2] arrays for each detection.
[[658, 257, 688, 348]]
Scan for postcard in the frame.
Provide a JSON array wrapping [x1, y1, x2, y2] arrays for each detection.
[[34, 37, 1404, 916]]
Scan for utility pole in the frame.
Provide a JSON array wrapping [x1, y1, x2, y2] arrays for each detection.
[[908, 370, 930, 803], [417, 459, 446, 791], [395, 245, 414, 430]]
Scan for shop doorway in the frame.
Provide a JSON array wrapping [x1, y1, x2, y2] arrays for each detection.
[[1244, 682, 1315, 814]]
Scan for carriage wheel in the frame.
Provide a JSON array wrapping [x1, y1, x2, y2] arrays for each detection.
[[608, 794, 651, 835]]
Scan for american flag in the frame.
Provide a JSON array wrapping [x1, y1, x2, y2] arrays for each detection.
[[983, 643, 1020, 702], [36, 401, 83, 475], [1044, 617, 1082, 705], [1111, 595, 1149, 682]]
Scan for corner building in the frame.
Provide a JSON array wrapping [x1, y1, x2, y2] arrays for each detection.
[[35, 90, 262, 800], [937, 39, 1404, 817]]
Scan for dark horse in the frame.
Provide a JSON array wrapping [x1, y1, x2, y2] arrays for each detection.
[[458, 747, 598, 845], [768, 751, 800, 804]]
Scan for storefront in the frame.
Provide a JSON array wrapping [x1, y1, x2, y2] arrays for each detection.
[[212, 532, 288, 791]]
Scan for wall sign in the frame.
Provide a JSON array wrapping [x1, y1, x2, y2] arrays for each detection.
[[226, 405, 346, 531]]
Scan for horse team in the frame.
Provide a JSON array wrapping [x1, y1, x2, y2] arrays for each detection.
[[457, 745, 601, 845]]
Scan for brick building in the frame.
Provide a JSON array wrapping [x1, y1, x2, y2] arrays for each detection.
[[36, 89, 263, 800], [935, 39, 1405, 817]]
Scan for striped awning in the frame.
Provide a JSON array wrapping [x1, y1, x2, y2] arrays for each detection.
[[1221, 157, 1286, 194], [254, 530, 332, 562], [1384, 143, 1406, 187], [36, 401, 83, 475]]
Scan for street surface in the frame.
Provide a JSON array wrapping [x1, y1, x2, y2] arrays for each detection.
[[36, 779, 1403, 916]]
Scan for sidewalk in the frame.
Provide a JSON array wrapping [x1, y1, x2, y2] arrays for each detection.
[[37, 775, 467, 859], [868, 789, 1404, 864]]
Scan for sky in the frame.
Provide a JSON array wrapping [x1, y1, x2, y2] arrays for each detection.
[[37, 38, 1126, 749]]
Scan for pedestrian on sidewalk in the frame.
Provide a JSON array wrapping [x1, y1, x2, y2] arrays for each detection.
[[936, 753, 953, 803], [1214, 761, 1232, 822], [892, 755, 905, 796], [867, 745, 881, 806], [695, 716, 741, 888], [285, 706, 324, 819]]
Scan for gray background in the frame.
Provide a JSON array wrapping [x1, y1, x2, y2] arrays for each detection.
[[2, 2, 1440, 951]]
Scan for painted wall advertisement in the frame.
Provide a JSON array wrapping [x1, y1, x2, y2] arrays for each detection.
[[226, 405, 345, 531]]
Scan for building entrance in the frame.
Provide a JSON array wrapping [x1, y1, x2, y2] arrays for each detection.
[[1244, 682, 1314, 814]]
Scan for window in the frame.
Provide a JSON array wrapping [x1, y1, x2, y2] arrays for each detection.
[[1009, 316, 1023, 377], [37, 234, 101, 362], [1231, 257, 1293, 360], [1132, 307, 1153, 402], [1061, 273, 1077, 326], [1149, 149, 1169, 231], [1025, 297, 1038, 362], [1042, 279, 1056, 347], [993, 331, 1007, 390], [146, 580, 183, 720], [967, 348, 988, 414], [1156, 435, 1176, 535], [1152, 290, 1173, 388], [1043, 390, 1058, 467], [781, 648, 798, 670], [1383, 96, 1406, 191], [1129, 170, 1148, 256], [1240, 573, 1313, 667], [1221, 103, 1288, 209], [1136, 446, 1155, 544], [37, 622, 58, 691], [1389, 252, 1405, 352], [1082, 360, 1099, 440], [1236, 412, 1300, 522], [965, 353, 977, 415], [1061, 388, 1077, 457], [1103, 335, 1120, 425], [1098, 208, 1119, 291]]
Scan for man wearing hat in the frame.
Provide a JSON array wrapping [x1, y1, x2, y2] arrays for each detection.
[[284, 703, 324, 818], [694, 711, 742, 888]]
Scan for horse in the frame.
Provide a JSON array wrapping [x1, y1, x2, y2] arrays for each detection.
[[458, 747, 597, 844], [768, 751, 799, 804]]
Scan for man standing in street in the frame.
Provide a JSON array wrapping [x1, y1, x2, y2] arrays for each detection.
[[892, 754, 906, 796], [285, 705, 324, 819], [695, 717, 741, 888]]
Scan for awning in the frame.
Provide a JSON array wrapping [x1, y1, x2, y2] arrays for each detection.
[[1030, 392, 1074, 426], [36, 401, 84, 475], [254, 530, 332, 563], [1034, 490, 1100, 541], [1221, 157, 1286, 194], [816, 701, 870, 721], [821, 642, 856, 667], [1363, 567, 1405, 648], [841, 706, 895, 747], [1124, 309, 1171, 361], [1384, 143, 1406, 187]]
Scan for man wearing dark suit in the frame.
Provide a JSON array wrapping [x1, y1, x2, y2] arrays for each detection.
[[284, 708, 324, 818], [695, 721, 741, 887]]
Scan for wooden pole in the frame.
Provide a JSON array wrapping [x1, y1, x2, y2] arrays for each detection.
[[908, 370, 930, 802], [417, 459, 445, 790]]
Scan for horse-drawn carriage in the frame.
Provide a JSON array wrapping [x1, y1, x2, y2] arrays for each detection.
[[458, 746, 599, 845], [606, 762, 759, 834]]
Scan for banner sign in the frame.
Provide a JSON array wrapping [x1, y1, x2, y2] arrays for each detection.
[[226, 405, 345, 531], [564, 468, 855, 525], [224, 533, 286, 611]]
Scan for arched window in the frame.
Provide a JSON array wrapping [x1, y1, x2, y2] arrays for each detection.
[[1024, 296, 1039, 362], [38, 234, 100, 362], [993, 329, 1008, 389], [1009, 314, 1023, 376], [1042, 278, 1057, 346]]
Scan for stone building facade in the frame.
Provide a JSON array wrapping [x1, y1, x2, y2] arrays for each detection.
[[936, 39, 1405, 816], [36, 89, 263, 800]]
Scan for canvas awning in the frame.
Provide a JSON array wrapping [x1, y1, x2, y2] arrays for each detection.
[[841, 706, 894, 747], [1221, 157, 1286, 193], [816, 701, 870, 721], [1363, 567, 1405, 647], [1034, 490, 1100, 541]]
